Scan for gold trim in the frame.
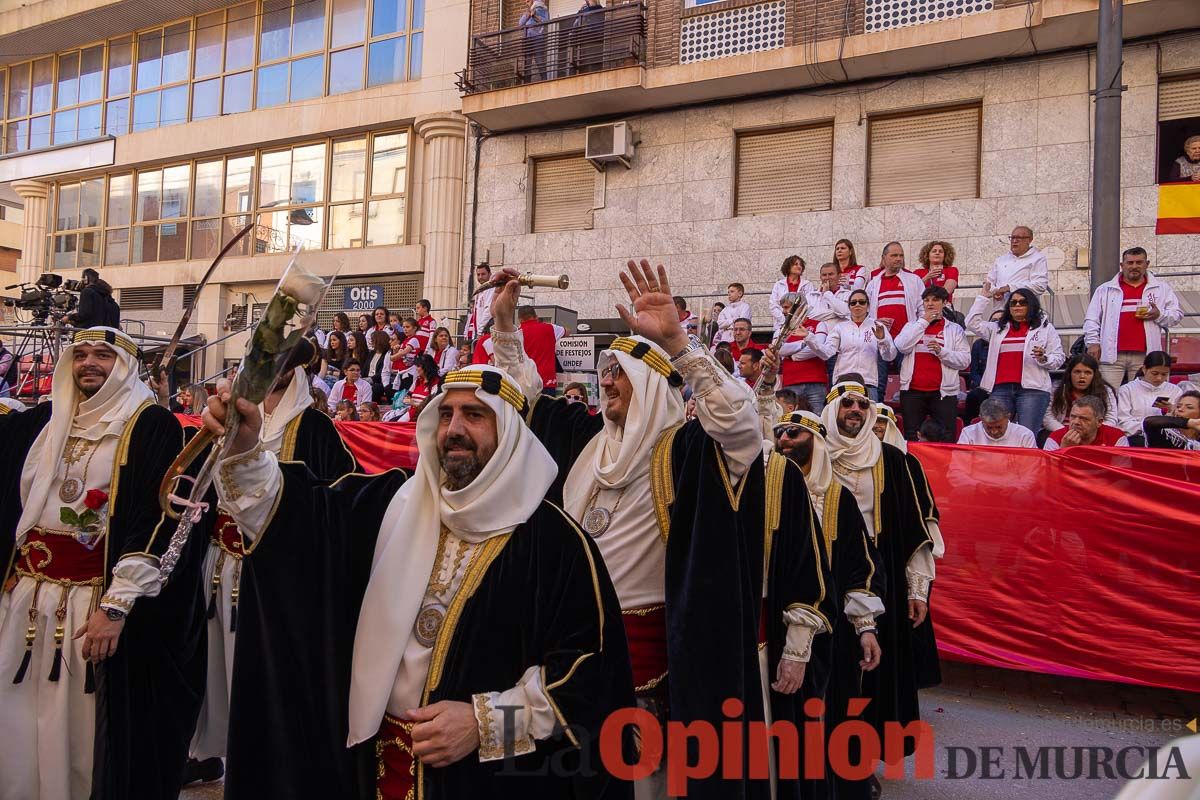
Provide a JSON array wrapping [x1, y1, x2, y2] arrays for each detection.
[[0, 405, 11, 415], [821, 488, 839, 562], [649, 424, 682, 543], [540, 666, 582, 748], [107, 400, 161, 588], [784, 602, 831, 637], [621, 604, 665, 617], [635, 671, 668, 694], [71, 329, 139, 359], [872, 457, 885, 536], [763, 450, 787, 579], [797, 462, 830, 632], [607, 338, 680, 383], [279, 415, 303, 462], [441, 370, 527, 411], [826, 382, 868, 403], [713, 440, 749, 511]]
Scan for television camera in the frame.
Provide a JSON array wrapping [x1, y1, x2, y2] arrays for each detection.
[[3, 273, 81, 325]]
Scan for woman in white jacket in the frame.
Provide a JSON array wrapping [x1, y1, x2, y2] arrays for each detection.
[[808, 289, 897, 402], [769, 255, 813, 329], [1043, 353, 1118, 433], [1115, 351, 1181, 442], [965, 288, 1065, 433]]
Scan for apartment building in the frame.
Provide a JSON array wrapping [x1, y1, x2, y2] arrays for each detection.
[[0, 0, 470, 372], [459, 0, 1200, 331]]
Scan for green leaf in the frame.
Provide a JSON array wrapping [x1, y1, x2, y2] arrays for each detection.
[[78, 509, 98, 527], [60, 507, 81, 526]]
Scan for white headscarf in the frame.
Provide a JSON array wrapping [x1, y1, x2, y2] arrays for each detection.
[[874, 403, 907, 453], [18, 327, 154, 538], [348, 364, 558, 745], [774, 409, 832, 498], [563, 336, 685, 520], [259, 366, 313, 455], [820, 381, 881, 471]]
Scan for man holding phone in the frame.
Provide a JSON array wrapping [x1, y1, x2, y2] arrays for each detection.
[[1083, 247, 1184, 387]]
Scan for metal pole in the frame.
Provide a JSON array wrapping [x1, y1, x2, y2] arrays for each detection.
[[1089, 0, 1125, 293]]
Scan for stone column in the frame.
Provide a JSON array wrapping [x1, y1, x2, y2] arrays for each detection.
[[11, 179, 49, 284], [414, 112, 467, 323]]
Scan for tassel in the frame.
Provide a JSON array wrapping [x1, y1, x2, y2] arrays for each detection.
[[12, 602, 37, 684], [48, 587, 68, 682], [207, 552, 225, 621], [84, 660, 95, 694], [229, 560, 242, 634]]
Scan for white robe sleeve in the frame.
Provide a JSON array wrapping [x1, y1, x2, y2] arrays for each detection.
[[673, 346, 761, 482], [490, 328, 544, 407], [844, 591, 884, 632], [781, 606, 828, 663], [906, 544, 936, 602], [472, 665, 558, 762], [101, 555, 162, 613], [214, 446, 283, 541]]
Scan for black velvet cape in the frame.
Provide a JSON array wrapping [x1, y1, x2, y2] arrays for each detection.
[[0, 401, 207, 800], [223, 462, 635, 800], [527, 396, 769, 800], [902, 450, 943, 692], [763, 455, 836, 800]]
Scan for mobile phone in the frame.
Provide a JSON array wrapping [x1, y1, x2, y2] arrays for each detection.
[[1154, 396, 1169, 405]]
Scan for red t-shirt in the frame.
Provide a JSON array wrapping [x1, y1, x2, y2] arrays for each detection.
[[520, 318, 559, 389], [1049, 424, 1126, 447], [730, 341, 765, 364], [780, 320, 826, 387], [342, 381, 358, 405], [875, 274, 908, 331], [910, 320, 945, 392], [995, 323, 1028, 385], [913, 266, 960, 303], [472, 334, 492, 365], [1116, 277, 1148, 352], [417, 315, 437, 336]]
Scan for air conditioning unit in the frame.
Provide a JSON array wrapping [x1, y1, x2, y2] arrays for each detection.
[[585, 121, 634, 170]]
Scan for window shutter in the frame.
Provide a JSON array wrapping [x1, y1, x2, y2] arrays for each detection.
[[867, 105, 981, 206], [736, 124, 833, 216], [532, 156, 595, 233], [1159, 75, 1200, 121], [118, 286, 164, 310]]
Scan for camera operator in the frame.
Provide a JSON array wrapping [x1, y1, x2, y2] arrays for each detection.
[[69, 268, 120, 329], [0, 336, 14, 398]]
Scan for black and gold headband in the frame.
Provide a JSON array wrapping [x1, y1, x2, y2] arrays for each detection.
[[72, 328, 140, 360], [442, 369, 528, 412], [774, 411, 826, 437], [876, 404, 897, 422], [607, 337, 684, 388], [826, 382, 868, 403]]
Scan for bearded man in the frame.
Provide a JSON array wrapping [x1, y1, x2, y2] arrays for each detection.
[[204, 363, 634, 799], [0, 327, 203, 799]]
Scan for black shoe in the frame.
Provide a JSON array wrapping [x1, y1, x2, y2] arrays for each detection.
[[182, 757, 224, 785], [868, 774, 882, 800]]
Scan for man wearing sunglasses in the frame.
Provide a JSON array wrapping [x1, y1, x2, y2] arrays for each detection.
[[984, 225, 1049, 302], [773, 410, 884, 800], [490, 260, 766, 798], [818, 379, 942, 789]]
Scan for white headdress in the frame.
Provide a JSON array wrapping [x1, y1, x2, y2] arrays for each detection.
[[819, 380, 881, 471], [774, 409, 832, 497], [874, 402, 907, 453]]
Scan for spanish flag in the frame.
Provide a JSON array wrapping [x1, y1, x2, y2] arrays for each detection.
[[1156, 181, 1200, 234]]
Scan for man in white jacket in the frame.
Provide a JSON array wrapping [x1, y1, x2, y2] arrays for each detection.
[[984, 226, 1049, 301], [958, 397, 1037, 447], [1083, 247, 1183, 387], [327, 360, 375, 410], [893, 286, 971, 441]]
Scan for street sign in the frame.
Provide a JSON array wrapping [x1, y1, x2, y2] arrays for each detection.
[[343, 285, 384, 311], [556, 335, 596, 371]]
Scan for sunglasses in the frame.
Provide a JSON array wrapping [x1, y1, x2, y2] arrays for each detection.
[[776, 426, 806, 439], [848, 299, 869, 307], [840, 397, 872, 410], [564, 394, 585, 404], [1008, 298, 1028, 307], [600, 362, 624, 381]]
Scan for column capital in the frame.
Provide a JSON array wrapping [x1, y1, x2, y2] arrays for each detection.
[[11, 179, 49, 200], [414, 112, 468, 142]]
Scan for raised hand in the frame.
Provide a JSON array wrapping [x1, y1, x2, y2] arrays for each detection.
[[488, 268, 522, 333], [615, 259, 689, 355]]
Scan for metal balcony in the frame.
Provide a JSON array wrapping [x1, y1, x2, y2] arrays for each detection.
[[457, 2, 646, 95]]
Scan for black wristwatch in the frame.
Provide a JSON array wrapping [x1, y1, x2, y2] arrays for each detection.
[[104, 607, 127, 621]]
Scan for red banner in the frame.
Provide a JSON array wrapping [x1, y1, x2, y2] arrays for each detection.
[[177, 415, 1199, 692], [910, 443, 1200, 694]]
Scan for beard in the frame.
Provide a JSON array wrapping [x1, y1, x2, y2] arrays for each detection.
[[784, 436, 813, 467], [440, 434, 484, 490], [838, 413, 864, 436]]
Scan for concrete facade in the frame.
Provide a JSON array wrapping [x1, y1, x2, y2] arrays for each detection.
[[466, 36, 1200, 327]]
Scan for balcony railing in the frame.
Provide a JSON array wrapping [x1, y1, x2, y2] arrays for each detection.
[[457, 2, 646, 95]]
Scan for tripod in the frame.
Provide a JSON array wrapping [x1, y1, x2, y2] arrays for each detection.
[[0, 320, 71, 406]]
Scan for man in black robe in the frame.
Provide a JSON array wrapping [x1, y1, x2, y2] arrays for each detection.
[[489, 260, 766, 800], [0, 326, 205, 799], [184, 339, 356, 782], [204, 363, 634, 799], [774, 410, 885, 800], [760, 447, 836, 800], [819, 380, 940, 795]]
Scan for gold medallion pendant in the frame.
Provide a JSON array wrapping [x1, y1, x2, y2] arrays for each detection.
[[582, 506, 612, 538], [59, 477, 84, 504], [414, 603, 447, 648]]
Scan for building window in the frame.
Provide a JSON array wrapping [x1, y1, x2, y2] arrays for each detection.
[[735, 123, 833, 216], [865, 0, 993, 33], [1157, 73, 1200, 184], [867, 104, 981, 207], [531, 155, 595, 233], [680, 1, 786, 65], [0, 0, 426, 154], [49, 129, 410, 266]]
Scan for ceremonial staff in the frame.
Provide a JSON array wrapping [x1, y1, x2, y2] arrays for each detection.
[[754, 292, 808, 393]]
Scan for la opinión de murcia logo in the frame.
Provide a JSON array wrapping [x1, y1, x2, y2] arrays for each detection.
[[490, 698, 1191, 795]]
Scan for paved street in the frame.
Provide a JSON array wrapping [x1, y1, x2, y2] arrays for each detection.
[[182, 662, 1198, 799]]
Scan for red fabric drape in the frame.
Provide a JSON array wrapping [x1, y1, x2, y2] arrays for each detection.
[[176, 414, 1199, 692], [910, 443, 1200, 693]]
